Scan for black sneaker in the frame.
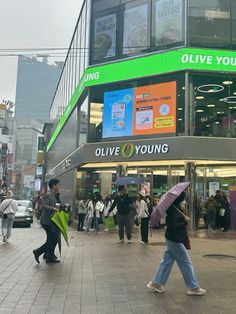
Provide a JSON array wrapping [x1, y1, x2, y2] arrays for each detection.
[[46, 259, 60, 264]]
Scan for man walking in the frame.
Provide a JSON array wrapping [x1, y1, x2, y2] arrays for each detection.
[[33, 178, 61, 263], [106, 186, 133, 243]]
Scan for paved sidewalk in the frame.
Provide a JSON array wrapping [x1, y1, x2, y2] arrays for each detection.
[[0, 223, 235, 314]]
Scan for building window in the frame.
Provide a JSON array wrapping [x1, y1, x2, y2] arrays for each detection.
[[189, 0, 231, 49], [192, 73, 236, 137]]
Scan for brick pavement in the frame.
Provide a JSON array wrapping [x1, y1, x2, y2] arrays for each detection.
[[0, 222, 235, 314]]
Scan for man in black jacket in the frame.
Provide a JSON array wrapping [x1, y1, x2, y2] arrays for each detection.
[[33, 178, 61, 263], [106, 186, 133, 243]]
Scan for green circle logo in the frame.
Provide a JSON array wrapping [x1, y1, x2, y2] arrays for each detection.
[[121, 143, 134, 158]]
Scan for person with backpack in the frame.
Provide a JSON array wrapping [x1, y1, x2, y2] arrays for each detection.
[[137, 190, 150, 244]]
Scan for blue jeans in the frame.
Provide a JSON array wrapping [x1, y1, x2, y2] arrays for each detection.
[[153, 240, 199, 289], [2, 213, 15, 239], [86, 217, 100, 232]]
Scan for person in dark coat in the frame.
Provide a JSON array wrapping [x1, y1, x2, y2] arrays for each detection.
[[147, 192, 206, 296], [33, 178, 61, 263], [106, 185, 133, 243]]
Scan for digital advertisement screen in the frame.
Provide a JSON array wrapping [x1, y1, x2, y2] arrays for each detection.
[[102, 81, 176, 138]]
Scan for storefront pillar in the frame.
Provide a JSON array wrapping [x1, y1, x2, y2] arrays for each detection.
[[185, 162, 197, 231]]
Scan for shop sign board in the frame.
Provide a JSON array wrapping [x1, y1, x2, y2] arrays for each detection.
[[47, 47, 236, 152], [95, 143, 169, 159]]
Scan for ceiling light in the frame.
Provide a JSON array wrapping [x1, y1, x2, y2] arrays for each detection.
[[178, 118, 183, 121], [233, 92, 236, 95], [197, 84, 224, 93], [215, 121, 220, 124], [229, 107, 233, 109], [223, 80, 233, 85], [196, 96, 205, 100], [222, 96, 236, 104], [207, 104, 215, 107], [182, 87, 185, 90], [178, 108, 183, 111], [206, 125, 210, 127], [196, 109, 204, 113]]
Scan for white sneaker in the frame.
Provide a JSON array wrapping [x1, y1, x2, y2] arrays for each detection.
[[127, 239, 132, 243], [147, 281, 165, 293], [187, 287, 206, 296], [140, 241, 145, 244], [117, 239, 125, 243], [86, 232, 90, 235]]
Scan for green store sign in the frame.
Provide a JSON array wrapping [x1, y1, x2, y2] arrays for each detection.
[[47, 47, 236, 152]]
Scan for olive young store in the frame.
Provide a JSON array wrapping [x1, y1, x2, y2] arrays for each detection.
[[46, 0, 236, 230]]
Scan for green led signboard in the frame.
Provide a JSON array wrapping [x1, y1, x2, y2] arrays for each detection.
[[47, 47, 236, 152]]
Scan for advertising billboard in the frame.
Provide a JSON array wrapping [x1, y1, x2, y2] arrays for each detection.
[[102, 81, 176, 138], [94, 13, 117, 61], [102, 88, 134, 138], [155, 0, 183, 46], [123, 4, 149, 55]]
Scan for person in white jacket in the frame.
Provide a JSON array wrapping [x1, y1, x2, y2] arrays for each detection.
[[0, 190, 18, 243], [138, 190, 150, 244], [86, 195, 104, 234]]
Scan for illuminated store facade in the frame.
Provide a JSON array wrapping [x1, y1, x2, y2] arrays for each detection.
[[45, 0, 236, 229]]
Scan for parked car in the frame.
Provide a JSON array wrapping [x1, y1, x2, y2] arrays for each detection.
[[14, 200, 33, 227]]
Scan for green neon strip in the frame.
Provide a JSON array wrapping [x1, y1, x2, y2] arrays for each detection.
[[47, 47, 236, 152]]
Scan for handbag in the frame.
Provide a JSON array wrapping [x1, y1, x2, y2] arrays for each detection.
[[183, 235, 191, 250], [1, 199, 13, 219]]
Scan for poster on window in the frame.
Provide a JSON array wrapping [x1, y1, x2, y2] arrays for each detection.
[[123, 4, 149, 55], [155, 0, 183, 46], [133, 81, 176, 135], [103, 88, 134, 138], [94, 13, 116, 61]]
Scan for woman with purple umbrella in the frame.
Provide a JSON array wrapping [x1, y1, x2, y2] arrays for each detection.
[[147, 187, 206, 296]]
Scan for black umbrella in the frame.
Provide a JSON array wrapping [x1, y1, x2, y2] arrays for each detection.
[[114, 176, 144, 186]]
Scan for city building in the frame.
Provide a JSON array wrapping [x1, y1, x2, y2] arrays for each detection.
[[45, 0, 236, 229], [15, 56, 62, 122]]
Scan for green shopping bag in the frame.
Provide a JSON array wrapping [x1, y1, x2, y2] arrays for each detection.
[[104, 216, 115, 230]]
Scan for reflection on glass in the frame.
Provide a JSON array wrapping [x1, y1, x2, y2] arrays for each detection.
[[123, 3, 149, 55], [189, 0, 231, 49], [89, 102, 103, 142], [193, 74, 236, 137], [155, 0, 183, 47]]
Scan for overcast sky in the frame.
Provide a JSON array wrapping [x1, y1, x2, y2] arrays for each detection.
[[0, 0, 84, 102]]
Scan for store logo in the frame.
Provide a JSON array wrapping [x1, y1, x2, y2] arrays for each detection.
[[95, 143, 169, 158], [121, 143, 135, 158]]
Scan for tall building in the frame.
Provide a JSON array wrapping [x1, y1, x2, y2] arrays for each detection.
[[45, 0, 236, 230], [15, 56, 62, 122]]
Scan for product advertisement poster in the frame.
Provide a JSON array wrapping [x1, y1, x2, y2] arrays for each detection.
[[94, 13, 117, 61], [102, 81, 176, 138], [103, 88, 134, 138], [123, 4, 149, 55], [133, 81, 176, 135], [155, 0, 183, 46]]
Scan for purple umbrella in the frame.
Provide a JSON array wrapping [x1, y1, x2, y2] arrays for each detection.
[[150, 182, 191, 227]]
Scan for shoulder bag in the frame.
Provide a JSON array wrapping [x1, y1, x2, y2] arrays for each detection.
[[1, 200, 13, 219]]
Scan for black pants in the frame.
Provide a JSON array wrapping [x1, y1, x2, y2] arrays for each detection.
[[117, 214, 132, 240], [78, 213, 86, 231], [36, 223, 60, 260], [140, 217, 149, 243]]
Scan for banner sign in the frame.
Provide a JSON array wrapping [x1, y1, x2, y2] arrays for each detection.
[[47, 47, 236, 152]]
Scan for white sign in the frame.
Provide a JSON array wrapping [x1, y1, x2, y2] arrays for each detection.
[[209, 182, 219, 196], [34, 178, 41, 192]]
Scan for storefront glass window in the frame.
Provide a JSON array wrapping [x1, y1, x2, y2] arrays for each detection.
[[88, 73, 185, 142], [232, 0, 236, 50], [189, 0, 231, 49], [122, 0, 150, 56], [153, 0, 185, 50], [192, 73, 236, 137], [78, 97, 89, 146]]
